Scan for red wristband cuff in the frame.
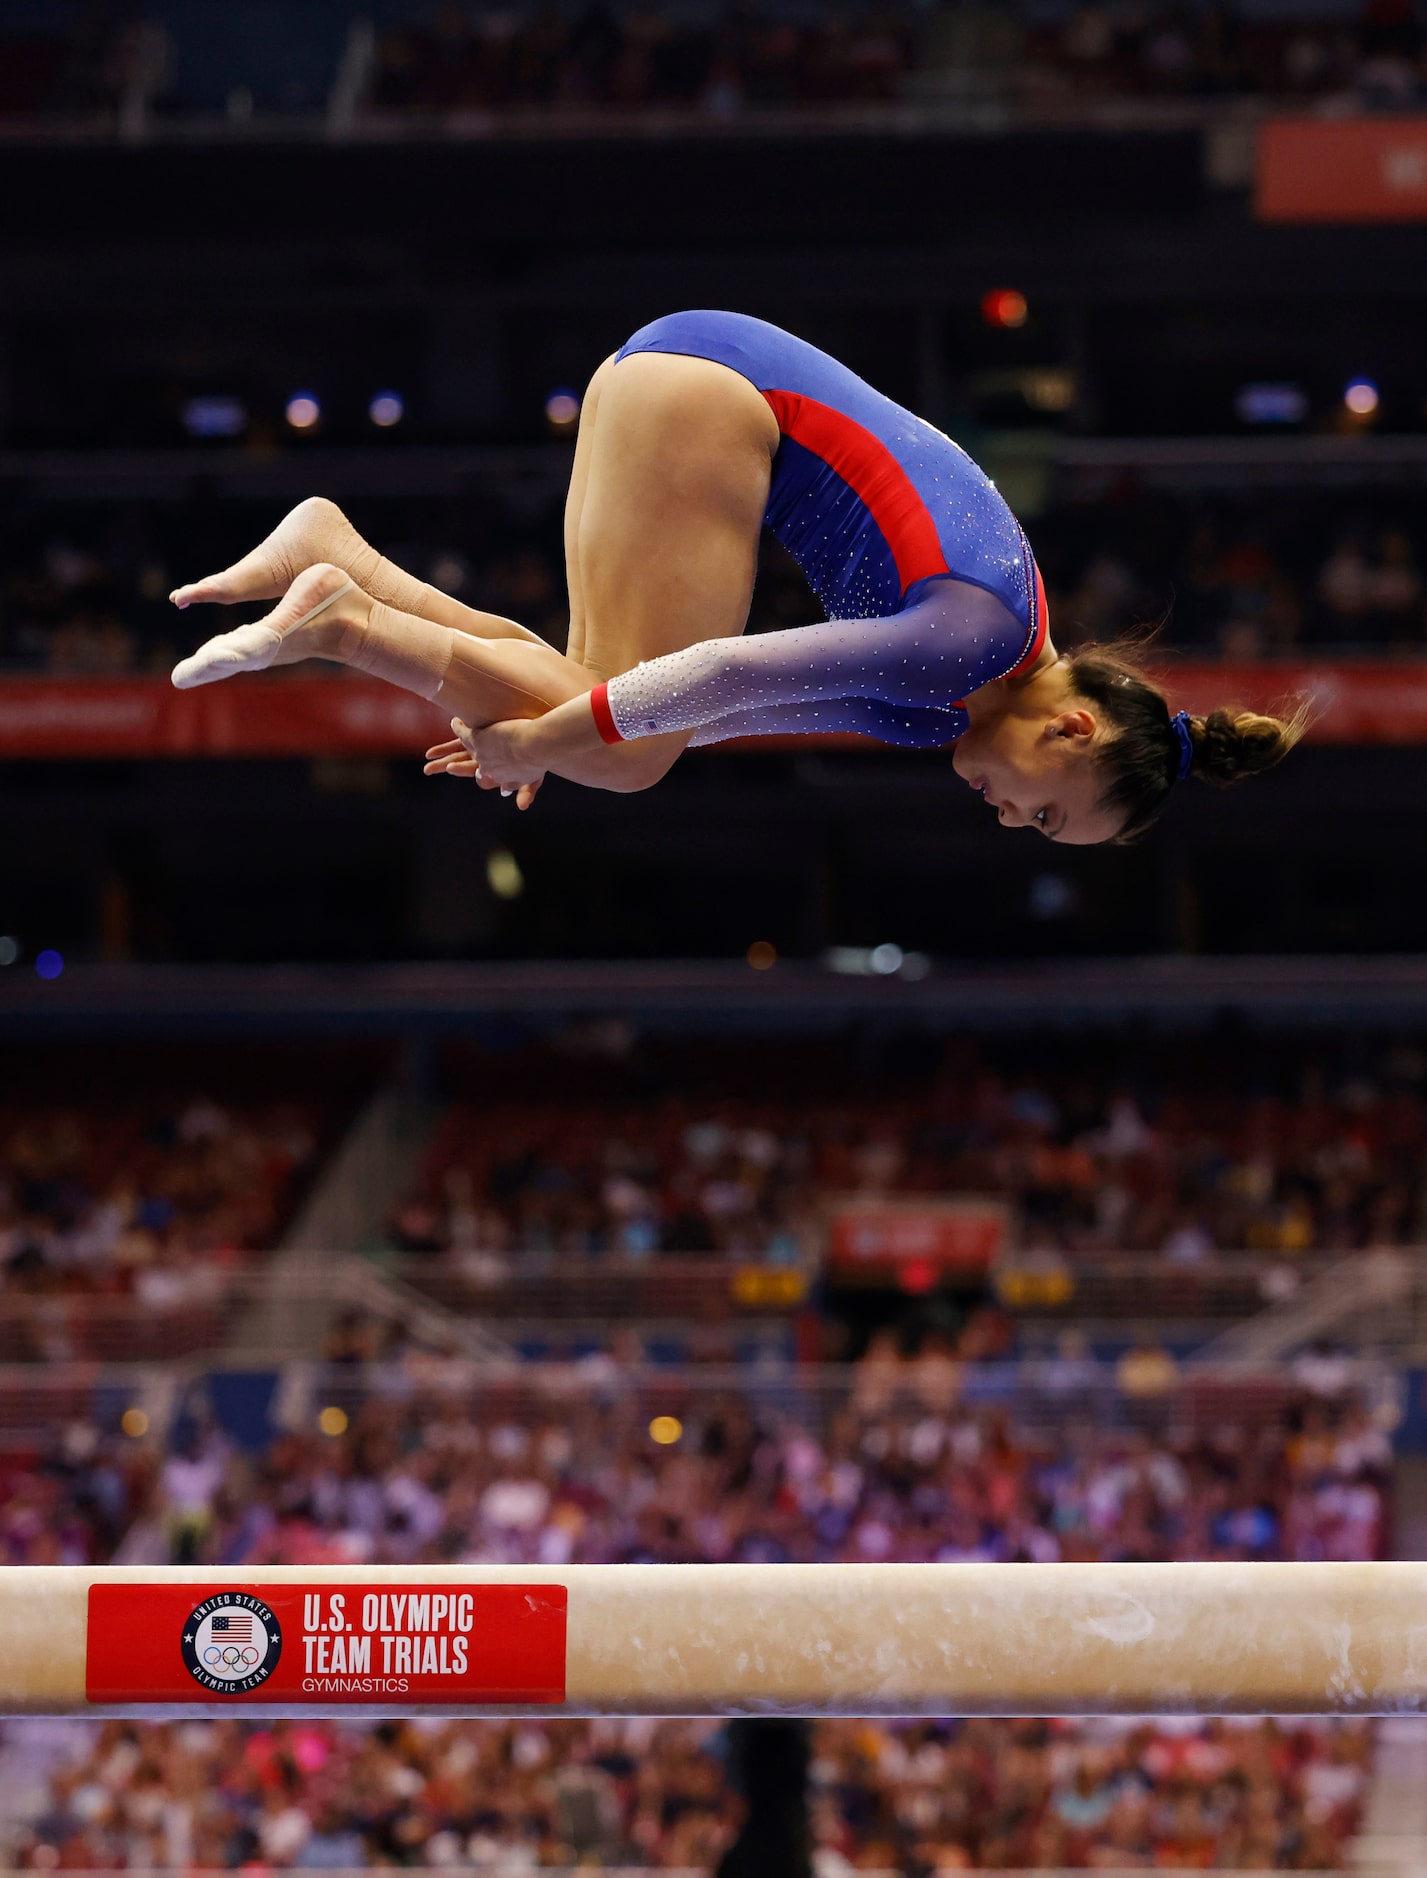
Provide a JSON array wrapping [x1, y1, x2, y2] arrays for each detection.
[[589, 683, 623, 745]]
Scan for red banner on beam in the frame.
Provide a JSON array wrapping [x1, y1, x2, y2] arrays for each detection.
[[86, 1583, 568, 1706], [0, 662, 1423, 759], [1256, 117, 1427, 222]]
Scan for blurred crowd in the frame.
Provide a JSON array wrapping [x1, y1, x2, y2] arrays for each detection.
[[811, 1715, 1371, 1873], [0, 1094, 320, 1305], [1038, 489, 1427, 657], [4, 0, 1426, 126], [4, 485, 1423, 681], [3, 1028, 1424, 1315], [8, 1716, 740, 1872], [10, 1366, 1388, 1570], [390, 1032, 1427, 1263], [368, 0, 1427, 120], [4, 1711, 1371, 1872]]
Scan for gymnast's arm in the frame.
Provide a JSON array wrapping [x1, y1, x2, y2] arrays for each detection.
[[448, 577, 1031, 793], [429, 696, 961, 801], [687, 699, 963, 748], [599, 578, 1027, 738], [456, 577, 1028, 790]]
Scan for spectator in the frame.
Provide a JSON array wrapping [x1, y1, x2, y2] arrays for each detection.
[[1318, 533, 1377, 626], [1372, 531, 1425, 640]]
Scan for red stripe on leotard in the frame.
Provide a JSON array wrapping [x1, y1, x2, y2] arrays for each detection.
[[1007, 562, 1050, 678], [949, 562, 1049, 708], [761, 389, 950, 594], [589, 682, 623, 744]]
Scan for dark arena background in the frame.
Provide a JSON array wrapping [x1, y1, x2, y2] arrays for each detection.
[[2, 1, 1427, 1874]]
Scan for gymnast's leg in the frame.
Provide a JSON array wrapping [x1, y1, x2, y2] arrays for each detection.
[[569, 350, 776, 678], [171, 350, 777, 791], [170, 495, 549, 647], [168, 373, 614, 723], [528, 347, 777, 789], [171, 560, 590, 728]]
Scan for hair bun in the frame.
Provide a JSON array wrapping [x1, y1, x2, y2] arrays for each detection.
[[1190, 706, 1307, 787]]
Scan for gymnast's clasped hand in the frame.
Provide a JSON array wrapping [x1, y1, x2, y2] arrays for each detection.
[[423, 683, 617, 809], [424, 715, 549, 811]]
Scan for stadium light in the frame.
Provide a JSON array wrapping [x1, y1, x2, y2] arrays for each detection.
[[981, 288, 1028, 330], [284, 392, 321, 430]]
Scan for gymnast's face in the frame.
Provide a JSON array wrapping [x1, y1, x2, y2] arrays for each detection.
[[953, 702, 1122, 846]]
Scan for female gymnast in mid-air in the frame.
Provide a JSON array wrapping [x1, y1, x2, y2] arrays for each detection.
[[171, 310, 1303, 841]]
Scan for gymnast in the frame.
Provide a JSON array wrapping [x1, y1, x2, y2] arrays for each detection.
[[170, 310, 1304, 841]]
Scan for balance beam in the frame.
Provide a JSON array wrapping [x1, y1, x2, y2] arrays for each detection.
[[6, 1562, 1425, 1718]]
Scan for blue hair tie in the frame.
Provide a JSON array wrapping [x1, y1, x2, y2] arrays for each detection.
[[1170, 709, 1194, 781]]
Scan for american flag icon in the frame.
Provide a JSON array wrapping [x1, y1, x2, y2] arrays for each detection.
[[211, 1612, 254, 1640]]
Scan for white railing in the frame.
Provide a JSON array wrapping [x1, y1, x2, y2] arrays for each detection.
[[1194, 1250, 1427, 1369]]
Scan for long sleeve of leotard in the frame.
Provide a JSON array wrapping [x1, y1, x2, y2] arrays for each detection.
[[593, 577, 1034, 745], [687, 698, 963, 749]]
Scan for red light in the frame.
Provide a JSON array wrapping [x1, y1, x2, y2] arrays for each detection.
[[981, 288, 1028, 330], [898, 1257, 938, 1295]]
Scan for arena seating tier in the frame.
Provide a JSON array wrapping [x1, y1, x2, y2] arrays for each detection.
[[4, 486, 1425, 678], [1, 2, 1421, 128], [393, 1032, 1427, 1271]]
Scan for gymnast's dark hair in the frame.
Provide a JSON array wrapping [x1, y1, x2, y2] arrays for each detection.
[[1066, 641, 1311, 844]]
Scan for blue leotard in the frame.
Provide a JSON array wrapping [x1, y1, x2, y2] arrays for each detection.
[[590, 311, 1048, 751]]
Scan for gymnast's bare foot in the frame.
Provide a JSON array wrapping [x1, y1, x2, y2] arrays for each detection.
[[171, 563, 368, 689], [168, 496, 375, 611]]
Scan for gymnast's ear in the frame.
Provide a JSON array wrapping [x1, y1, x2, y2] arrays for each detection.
[[1044, 708, 1096, 744]]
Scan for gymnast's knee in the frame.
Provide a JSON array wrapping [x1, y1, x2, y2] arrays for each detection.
[[295, 493, 350, 533], [597, 740, 684, 793]]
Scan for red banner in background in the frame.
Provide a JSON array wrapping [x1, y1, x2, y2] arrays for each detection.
[[0, 661, 1423, 759], [0, 674, 450, 759], [1164, 661, 1427, 744], [1257, 117, 1427, 222], [826, 1198, 1010, 1281]]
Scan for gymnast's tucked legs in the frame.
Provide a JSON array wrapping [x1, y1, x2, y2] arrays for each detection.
[[170, 353, 779, 800]]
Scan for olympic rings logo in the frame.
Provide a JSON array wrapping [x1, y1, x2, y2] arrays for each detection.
[[181, 1598, 281, 1693], [203, 1644, 261, 1671]]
